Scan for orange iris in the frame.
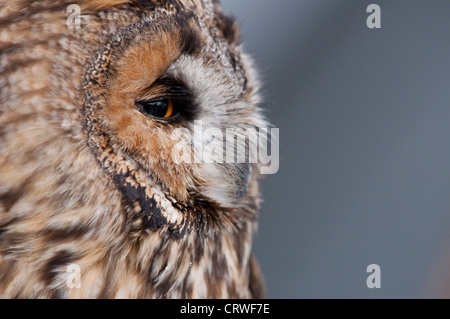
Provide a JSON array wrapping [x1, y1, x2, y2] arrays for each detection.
[[164, 99, 173, 118]]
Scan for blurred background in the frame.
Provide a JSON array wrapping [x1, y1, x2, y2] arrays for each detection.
[[221, 0, 450, 298]]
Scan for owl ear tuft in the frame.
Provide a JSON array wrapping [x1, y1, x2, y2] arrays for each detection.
[[216, 12, 240, 46]]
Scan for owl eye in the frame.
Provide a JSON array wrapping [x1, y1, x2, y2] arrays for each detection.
[[137, 98, 176, 119]]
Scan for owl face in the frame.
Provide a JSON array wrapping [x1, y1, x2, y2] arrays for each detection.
[[83, 1, 267, 237]]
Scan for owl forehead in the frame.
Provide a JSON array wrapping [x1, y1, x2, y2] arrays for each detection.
[[141, 0, 246, 88], [175, 8, 245, 91]]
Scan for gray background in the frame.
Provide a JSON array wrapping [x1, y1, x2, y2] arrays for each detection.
[[221, 0, 450, 298]]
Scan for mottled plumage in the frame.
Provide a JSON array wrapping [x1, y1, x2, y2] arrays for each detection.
[[0, 0, 267, 298]]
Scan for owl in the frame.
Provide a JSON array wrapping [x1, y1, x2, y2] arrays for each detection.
[[0, 0, 268, 298]]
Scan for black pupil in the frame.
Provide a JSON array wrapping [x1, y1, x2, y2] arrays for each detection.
[[139, 99, 169, 118]]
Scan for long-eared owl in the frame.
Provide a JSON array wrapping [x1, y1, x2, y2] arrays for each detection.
[[0, 0, 268, 298]]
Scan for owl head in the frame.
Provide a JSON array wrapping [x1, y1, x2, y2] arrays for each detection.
[[81, 0, 269, 237], [0, 0, 270, 298]]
